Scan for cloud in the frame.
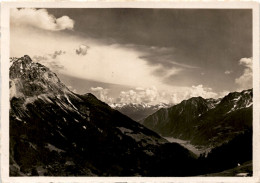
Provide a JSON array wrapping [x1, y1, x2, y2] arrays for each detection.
[[89, 86, 164, 105], [50, 50, 66, 59], [135, 87, 145, 91], [90, 87, 104, 92], [90, 87, 114, 104], [239, 57, 252, 67], [33, 50, 66, 61], [218, 90, 230, 98], [11, 8, 74, 31], [132, 45, 198, 69], [76, 45, 89, 56], [33, 55, 48, 62], [235, 57, 252, 90], [224, 70, 233, 75], [10, 20, 181, 90], [118, 86, 159, 104], [10, 26, 166, 88], [32, 50, 66, 62], [162, 85, 218, 104], [87, 83, 233, 106], [186, 85, 218, 99], [93, 85, 219, 105], [9, 16, 210, 95], [32, 50, 66, 71]]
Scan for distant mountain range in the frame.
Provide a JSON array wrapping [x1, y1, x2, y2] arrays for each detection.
[[141, 89, 252, 149], [111, 102, 171, 121], [9, 55, 253, 177]]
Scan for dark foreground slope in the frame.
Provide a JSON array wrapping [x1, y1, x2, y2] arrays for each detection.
[[9, 56, 196, 176], [196, 130, 252, 175]]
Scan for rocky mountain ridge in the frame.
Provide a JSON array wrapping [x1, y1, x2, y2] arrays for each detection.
[[9, 55, 197, 176]]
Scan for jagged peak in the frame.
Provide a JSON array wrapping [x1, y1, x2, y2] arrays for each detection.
[[9, 55, 70, 98], [20, 55, 33, 63], [220, 89, 252, 103], [241, 88, 253, 95], [10, 55, 32, 65], [10, 55, 54, 77]]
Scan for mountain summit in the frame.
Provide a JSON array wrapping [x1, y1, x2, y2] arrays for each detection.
[[10, 55, 69, 98]]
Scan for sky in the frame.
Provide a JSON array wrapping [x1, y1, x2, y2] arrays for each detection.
[[10, 8, 253, 105]]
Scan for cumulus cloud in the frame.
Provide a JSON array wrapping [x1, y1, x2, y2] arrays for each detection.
[[110, 85, 218, 105], [11, 8, 74, 31], [235, 57, 252, 90], [185, 85, 218, 99], [89, 86, 165, 105], [90, 87, 114, 104], [224, 70, 233, 75], [118, 86, 160, 104], [156, 85, 218, 104], [76, 44, 89, 56], [88, 84, 221, 106]]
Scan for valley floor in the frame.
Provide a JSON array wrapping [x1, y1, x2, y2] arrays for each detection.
[[163, 137, 211, 156]]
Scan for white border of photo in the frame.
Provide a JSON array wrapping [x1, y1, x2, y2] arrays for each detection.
[[1, 1, 260, 183]]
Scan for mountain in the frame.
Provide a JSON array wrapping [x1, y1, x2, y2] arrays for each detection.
[[142, 89, 252, 149], [9, 55, 197, 176], [111, 103, 171, 121]]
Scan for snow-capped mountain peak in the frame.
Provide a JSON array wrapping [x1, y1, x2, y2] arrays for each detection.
[[111, 102, 171, 121]]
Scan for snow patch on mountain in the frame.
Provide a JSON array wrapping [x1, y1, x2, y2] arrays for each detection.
[[117, 127, 133, 134], [45, 143, 65, 153], [65, 94, 78, 110], [111, 102, 172, 122]]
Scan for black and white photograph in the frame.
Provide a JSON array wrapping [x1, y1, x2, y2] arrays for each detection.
[[1, 2, 260, 182]]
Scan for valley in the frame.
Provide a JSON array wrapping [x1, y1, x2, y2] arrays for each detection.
[[162, 137, 210, 156], [9, 55, 253, 177]]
